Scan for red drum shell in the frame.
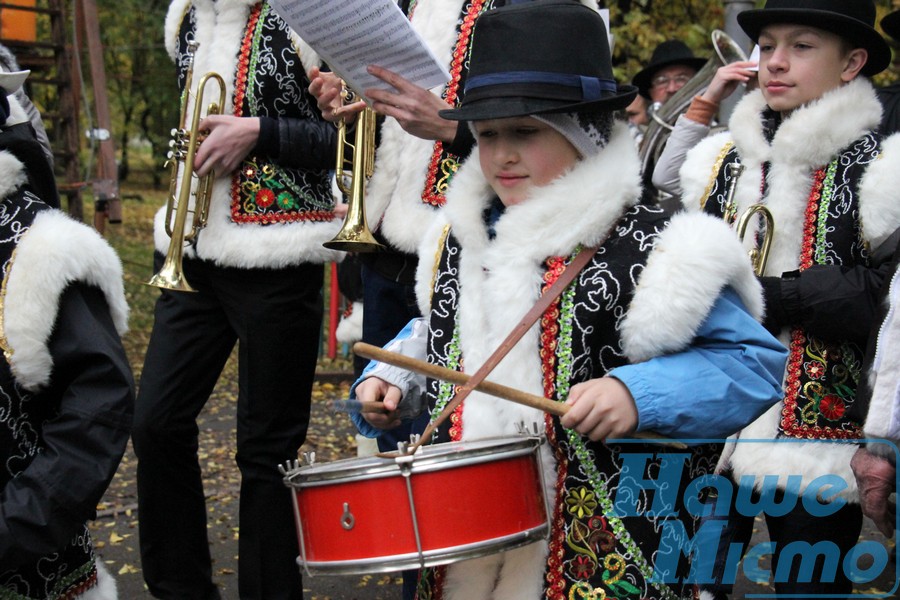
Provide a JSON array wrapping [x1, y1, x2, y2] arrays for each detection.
[[284, 436, 548, 575]]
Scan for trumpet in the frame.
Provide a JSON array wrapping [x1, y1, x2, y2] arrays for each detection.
[[323, 86, 384, 252], [736, 204, 774, 277], [148, 41, 226, 292], [722, 161, 774, 277]]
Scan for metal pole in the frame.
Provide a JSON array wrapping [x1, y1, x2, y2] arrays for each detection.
[[720, 0, 756, 124]]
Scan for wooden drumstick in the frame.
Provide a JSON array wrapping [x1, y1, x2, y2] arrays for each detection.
[[352, 342, 686, 449]]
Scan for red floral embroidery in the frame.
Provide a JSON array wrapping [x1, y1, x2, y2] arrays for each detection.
[[779, 168, 859, 440], [805, 360, 825, 380], [570, 555, 596, 579], [256, 189, 275, 208], [819, 395, 846, 421]]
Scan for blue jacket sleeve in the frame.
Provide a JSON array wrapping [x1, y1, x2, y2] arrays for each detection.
[[609, 286, 787, 439]]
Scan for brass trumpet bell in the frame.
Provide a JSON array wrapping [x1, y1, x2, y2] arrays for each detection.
[[324, 91, 384, 253]]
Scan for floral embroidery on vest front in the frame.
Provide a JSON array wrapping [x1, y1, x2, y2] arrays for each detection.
[[229, 3, 334, 225]]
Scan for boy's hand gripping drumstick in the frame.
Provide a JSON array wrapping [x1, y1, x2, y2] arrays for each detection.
[[352, 342, 686, 449]]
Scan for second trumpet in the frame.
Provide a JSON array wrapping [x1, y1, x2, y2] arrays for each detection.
[[148, 41, 226, 292]]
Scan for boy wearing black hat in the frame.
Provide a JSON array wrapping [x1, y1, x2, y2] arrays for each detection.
[[352, 1, 787, 598], [679, 0, 900, 597], [0, 71, 134, 599]]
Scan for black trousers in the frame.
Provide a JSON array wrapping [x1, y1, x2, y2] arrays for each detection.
[[133, 255, 323, 600]]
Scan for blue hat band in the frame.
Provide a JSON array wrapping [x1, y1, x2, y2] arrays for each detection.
[[464, 71, 617, 102]]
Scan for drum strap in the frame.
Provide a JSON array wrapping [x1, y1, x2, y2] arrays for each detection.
[[412, 244, 601, 450]]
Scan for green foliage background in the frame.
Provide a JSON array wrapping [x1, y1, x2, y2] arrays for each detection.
[[17, 0, 900, 191]]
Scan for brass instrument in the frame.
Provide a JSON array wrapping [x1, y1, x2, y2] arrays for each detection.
[[639, 30, 749, 181], [722, 162, 744, 224], [147, 42, 226, 292], [323, 87, 384, 252], [736, 204, 774, 276]]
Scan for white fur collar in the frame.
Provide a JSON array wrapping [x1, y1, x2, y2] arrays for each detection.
[[681, 76, 900, 280], [3, 210, 129, 391], [728, 77, 882, 169], [0, 150, 27, 199], [442, 121, 642, 264]]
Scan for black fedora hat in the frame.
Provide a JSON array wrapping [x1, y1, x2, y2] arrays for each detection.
[[881, 9, 900, 43], [737, 0, 890, 76], [439, 0, 637, 122], [632, 40, 707, 99]]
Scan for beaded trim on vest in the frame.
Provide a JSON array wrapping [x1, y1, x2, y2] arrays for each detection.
[[413, 0, 492, 208]]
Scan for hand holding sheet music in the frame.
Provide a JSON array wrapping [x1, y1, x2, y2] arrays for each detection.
[[269, 0, 451, 102]]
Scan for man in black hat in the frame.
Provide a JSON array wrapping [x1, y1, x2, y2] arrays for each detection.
[[632, 39, 707, 107], [678, 0, 900, 597], [351, 1, 786, 598]]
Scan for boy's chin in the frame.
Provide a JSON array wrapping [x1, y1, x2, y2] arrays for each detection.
[[763, 96, 803, 115]]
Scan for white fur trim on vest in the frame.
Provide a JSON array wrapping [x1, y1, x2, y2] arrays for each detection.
[[3, 210, 129, 391], [79, 560, 118, 600], [679, 78, 900, 502], [621, 211, 763, 363], [859, 132, 900, 251], [363, 0, 465, 254], [159, 0, 341, 268], [682, 79, 895, 282], [335, 300, 363, 345], [0, 150, 27, 199]]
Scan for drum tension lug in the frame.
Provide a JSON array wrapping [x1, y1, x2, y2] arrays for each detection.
[[277, 459, 301, 476], [303, 451, 317, 466], [515, 420, 541, 437]]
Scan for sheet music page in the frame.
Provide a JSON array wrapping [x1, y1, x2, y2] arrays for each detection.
[[269, 0, 451, 101]]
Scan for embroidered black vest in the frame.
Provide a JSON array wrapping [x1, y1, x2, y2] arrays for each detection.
[[176, 2, 334, 227], [704, 134, 880, 441], [0, 192, 98, 599], [418, 205, 721, 600]]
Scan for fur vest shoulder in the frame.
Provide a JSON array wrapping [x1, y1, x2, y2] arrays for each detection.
[[0, 150, 128, 392]]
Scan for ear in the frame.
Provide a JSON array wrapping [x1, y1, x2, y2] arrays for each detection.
[[841, 48, 868, 82]]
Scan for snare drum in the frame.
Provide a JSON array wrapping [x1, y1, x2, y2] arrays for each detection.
[[282, 435, 548, 575]]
